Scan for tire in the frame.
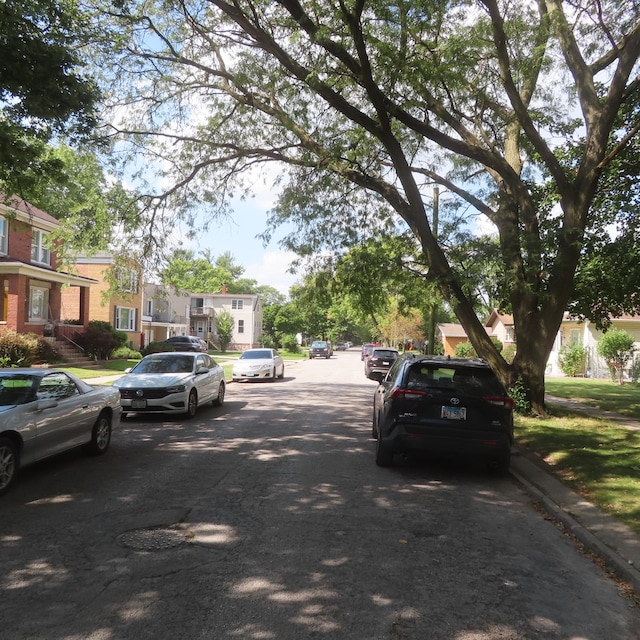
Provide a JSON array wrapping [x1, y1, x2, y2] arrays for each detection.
[[269, 368, 276, 382], [212, 381, 225, 407], [371, 406, 379, 439], [185, 390, 198, 418], [487, 449, 511, 477], [375, 430, 394, 467], [0, 437, 18, 496], [87, 411, 112, 456], [278, 365, 285, 379]]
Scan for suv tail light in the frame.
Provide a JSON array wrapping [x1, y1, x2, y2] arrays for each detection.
[[483, 396, 514, 409], [391, 387, 428, 400]]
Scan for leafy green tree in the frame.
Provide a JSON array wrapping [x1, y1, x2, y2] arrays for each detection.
[[597, 329, 636, 385], [0, 0, 100, 193], [558, 342, 587, 377], [215, 310, 235, 352], [93, 1, 640, 414]]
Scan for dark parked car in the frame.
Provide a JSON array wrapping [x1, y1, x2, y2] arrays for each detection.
[[163, 336, 207, 352], [371, 354, 514, 474], [365, 347, 399, 379], [309, 340, 332, 359]]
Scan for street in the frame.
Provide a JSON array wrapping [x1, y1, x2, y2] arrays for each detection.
[[1, 350, 639, 639]]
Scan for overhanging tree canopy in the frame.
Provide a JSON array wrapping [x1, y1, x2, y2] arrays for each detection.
[[94, 0, 640, 414]]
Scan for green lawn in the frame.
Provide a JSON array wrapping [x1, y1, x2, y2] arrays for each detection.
[[516, 377, 640, 535]]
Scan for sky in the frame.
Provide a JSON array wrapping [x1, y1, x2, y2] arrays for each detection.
[[186, 198, 301, 297]]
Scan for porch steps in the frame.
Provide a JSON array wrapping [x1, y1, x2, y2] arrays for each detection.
[[52, 340, 102, 369]]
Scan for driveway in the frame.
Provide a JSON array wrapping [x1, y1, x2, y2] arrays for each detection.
[[1, 350, 638, 639]]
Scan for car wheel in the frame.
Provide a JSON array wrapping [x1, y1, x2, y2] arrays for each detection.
[[371, 407, 379, 439], [0, 437, 18, 496], [486, 449, 511, 477], [212, 381, 225, 407], [186, 390, 198, 418], [278, 365, 285, 379], [269, 368, 276, 382], [87, 411, 112, 456], [375, 429, 394, 467]]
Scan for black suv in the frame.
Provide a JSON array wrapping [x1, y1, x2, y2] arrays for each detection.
[[163, 336, 207, 352], [371, 354, 514, 474], [365, 347, 399, 379]]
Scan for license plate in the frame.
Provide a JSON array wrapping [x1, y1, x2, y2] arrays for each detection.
[[245, 372, 255, 377], [442, 406, 466, 420], [382, 360, 390, 365], [132, 399, 147, 409]]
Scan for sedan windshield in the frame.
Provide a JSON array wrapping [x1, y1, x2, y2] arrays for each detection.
[[132, 355, 195, 374], [0, 374, 37, 406], [240, 350, 273, 360]]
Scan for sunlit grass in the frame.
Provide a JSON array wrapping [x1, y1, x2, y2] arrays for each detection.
[[546, 377, 640, 420], [516, 410, 640, 535]]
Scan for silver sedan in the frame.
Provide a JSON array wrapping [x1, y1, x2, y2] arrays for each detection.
[[0, 368, 122, 496], [232, 348, 285, 382], [113, 352, 225, 417]]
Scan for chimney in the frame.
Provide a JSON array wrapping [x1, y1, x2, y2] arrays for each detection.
[[221, 284, 227, 293]]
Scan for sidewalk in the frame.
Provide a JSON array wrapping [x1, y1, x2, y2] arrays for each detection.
[[509, 395, 640, 594]]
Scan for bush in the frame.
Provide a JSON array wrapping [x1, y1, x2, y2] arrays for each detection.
[[598, 328, 635, 384], [0, 331, 36, 366], [112, 346, 142, 360], [73, 323, 121, 360], [280, 334, 300, 353], [558, 342, 587, 377], [454, 341, 476, 358]]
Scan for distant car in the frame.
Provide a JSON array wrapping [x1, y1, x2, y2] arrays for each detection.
[[0, 368, 122, 496], [113, 352, 225, 418], [232, 348, 285, 382], [335, 343, 347, 351], [309, 340, 332, 359], [365, 347, 399, 379], [361, 343, 376, 361], [371, 355, 514, 474], [162, 336, 207, 352]]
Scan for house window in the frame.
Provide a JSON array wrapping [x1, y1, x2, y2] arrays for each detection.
[[505, 326, 515, 342], [116, 267, 139, 294], [29, 285, 50, 321], [231, 299, 244, 310], [570, 329, 580, 343], [238, 319, 244, 334], [0, 217, 6, 254], [31, 229, 51, 265], [145, 299, 153, 316], [115, 306, 137, 331]]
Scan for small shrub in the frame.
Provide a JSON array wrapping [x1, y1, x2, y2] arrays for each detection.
[[508, 377, 531, 415], [454, 341, 476, 358], [280, 334, 300, 353], [0, 331, 36, 366], [558, 342, 587, 377], [112, 346, 142, 360], [74, 323, 120, 360]]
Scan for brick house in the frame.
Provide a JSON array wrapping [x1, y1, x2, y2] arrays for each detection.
[[0, 197, 95, 338], [60, 252, 144, 349]]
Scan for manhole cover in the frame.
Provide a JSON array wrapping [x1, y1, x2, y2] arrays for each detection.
[[119, 527, 186, 551]]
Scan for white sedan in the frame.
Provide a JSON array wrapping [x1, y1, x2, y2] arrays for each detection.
[[0, 368, 122, 496], [232, 348, 285, 382], [113, 352, 225, 418]]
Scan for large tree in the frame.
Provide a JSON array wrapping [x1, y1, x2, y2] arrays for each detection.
[[94, 0, 640, 414], [0, 0, 100, 193]]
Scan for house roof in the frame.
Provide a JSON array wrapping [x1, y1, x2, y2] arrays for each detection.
[[0, 196, 60, 229], [0, 257, 98, 286], [485, 309, 514, 327]]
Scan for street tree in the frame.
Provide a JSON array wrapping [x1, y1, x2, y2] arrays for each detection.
[[93, 1, 640, 414], [0, 0, 100, 194], [215, 309, 235, 352], [598, 329, 636, 385]]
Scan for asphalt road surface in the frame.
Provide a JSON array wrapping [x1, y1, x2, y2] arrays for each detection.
[[2, 350, 639, 639]]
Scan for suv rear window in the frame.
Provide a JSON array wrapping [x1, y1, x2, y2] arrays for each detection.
[[405, 364, 505, 397], [371, 350, 397, 359]]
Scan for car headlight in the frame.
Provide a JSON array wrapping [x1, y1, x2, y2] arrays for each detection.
[[165, 384, 187, 393]]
